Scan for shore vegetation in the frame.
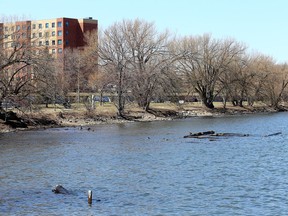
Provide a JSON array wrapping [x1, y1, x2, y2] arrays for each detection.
[[1, 17, 288, 132]]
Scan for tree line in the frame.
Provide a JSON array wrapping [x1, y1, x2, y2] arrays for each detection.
[[1, 18, 288, 116]]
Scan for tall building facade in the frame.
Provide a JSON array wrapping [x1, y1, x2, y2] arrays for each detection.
[[0, 17, 98, 56]]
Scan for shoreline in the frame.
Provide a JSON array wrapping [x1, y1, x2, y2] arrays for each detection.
[[0, 105, 282, 134]]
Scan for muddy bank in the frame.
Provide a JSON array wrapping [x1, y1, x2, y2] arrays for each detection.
[[0, 106, 283, 133]]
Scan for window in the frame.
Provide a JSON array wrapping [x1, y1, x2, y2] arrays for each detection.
[[65, 40, 69, 45], [4, 26, 8, 31], [52, 40, 55, 45], [39, 32, 42, 37], [52, 31, 55, 36], [39, 24, 42, 29], [57, 21, 62, 27], [58, 48, 63, 53], [52, 22, 55, 28], [22, 33, 26, 38], [57, 30, 62, 36], [39, 41, 42, 46], [57, 39, 62, 45], [16, 25, 20, 31], [66, 30, 69, 35], [11, 26, 14, 31], [22, 25, 26, 30], [32, 24, 36, 29], [4, 35, 8, 39], [52, 49, 56, 54], [45, 23, 49, 28], [45, 40, 49, 46], [45, 32, 49, 37], [32, 33, 36, 38], [65, 21, 69, 27]]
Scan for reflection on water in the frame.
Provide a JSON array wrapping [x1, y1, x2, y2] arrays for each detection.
[[1, 113, 288, 215]]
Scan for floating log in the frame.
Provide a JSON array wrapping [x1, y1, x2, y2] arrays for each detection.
[[212, 133, 249, 137], [184, 130, 215, 138], [184, 131, 249, 139], [265, 132, 282, 137]]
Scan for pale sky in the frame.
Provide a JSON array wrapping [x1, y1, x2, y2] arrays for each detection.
[[1, 0, 287, 63]]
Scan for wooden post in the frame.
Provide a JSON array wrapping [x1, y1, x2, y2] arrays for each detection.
[[88, 190, 92, 205]]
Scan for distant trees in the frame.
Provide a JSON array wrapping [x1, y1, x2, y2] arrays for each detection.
[[1, 16, 288, 115], [92, 20, 288, 112]]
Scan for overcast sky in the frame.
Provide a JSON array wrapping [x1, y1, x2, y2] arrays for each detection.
[[1, 0, 287, 63]]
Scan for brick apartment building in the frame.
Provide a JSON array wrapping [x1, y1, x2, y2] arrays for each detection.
[[0, 17, 98, 56]]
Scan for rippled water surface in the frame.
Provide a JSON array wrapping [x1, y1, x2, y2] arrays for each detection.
[[1, 113, 288, 215]]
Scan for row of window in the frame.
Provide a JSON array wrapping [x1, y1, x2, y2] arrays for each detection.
[[34, 39, 69, 46], [33, 21, 68, 29], [1, 33, 26, 39], [0, 21, 69, 32], [3, 39, 68, 48], [52, 48, 63, 54], [32, 30, 68, 38], [0, 43, 63, 54], [31, 48, 63, 54], [1, 30, 68, 40], [0, 25, 30, 32]]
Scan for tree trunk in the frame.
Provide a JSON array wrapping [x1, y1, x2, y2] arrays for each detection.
[[199, 90, 214, 109], [203, 98, 215, 109], [239, 99, 244, 107]]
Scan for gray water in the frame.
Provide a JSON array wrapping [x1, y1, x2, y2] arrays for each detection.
[[0, 112, 288, 216]]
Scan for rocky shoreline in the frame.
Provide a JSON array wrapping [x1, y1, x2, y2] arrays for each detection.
[[0, 106, 283, 134]]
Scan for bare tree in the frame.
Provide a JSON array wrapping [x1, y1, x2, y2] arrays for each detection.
[[0, 30, 54, 110], [177, 34, 246, 109], [219, 54, 253, 108], [246, 54, 274, 106], [97, 22, 132, 117], [259, 61, 288, 109], [84, 30, 113, 106], [122, 19, 180, 110], [34, 59, 63, 108]]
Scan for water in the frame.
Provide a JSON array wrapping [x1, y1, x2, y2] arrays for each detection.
[[0, 112, 288, 215]]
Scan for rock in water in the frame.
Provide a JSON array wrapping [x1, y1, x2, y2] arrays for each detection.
[[52, 185, 69, 194]]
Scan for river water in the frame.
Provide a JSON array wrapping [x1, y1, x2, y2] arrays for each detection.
[[0, 112, 288, 215]]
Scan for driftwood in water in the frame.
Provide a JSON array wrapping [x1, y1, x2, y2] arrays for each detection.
[[184, 131, 249, 139], [184, 130, 216, 138], [264, 132, 282, 137]]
